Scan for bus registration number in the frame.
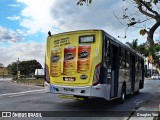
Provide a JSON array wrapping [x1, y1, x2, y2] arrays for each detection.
[[63, 88, 74, 92], [63, 77, 75, 81]]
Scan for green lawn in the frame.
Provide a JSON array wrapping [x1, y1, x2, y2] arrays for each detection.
[[14, 79, 44, 86]]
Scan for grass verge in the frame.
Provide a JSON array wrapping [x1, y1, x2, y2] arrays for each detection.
[[13, 79, 44, 86]]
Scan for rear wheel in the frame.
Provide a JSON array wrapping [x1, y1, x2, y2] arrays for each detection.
[[134, 90, 139, 95], [135, 81, 141, 95]]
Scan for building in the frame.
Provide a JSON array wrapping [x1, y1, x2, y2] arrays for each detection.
[[145, 57, 160, 77], [0, 64, 9, 76]]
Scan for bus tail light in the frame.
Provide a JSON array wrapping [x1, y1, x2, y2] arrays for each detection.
[[44, 64, 50, 92], [45, 64, 50, 83], [93, 63, 101, 86]]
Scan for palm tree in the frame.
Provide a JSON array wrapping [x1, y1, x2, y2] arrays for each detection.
[[125, 39, 138, 51]]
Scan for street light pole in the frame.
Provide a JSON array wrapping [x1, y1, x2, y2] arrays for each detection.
[[17, 58, 19, 80]]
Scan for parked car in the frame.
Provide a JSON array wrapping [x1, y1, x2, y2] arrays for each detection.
[[151, 74, 160, 79]]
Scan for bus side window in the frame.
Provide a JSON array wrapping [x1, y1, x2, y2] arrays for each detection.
[[120, 48, 125, 69], [137, 58, 141, 71], [126, 52, 130, 69], [105, 37, 109, 52], [139, 59, 142, 70], [105, 37, 111, 67], [136, 57, 140, 72], [106, 40, 110, 56]]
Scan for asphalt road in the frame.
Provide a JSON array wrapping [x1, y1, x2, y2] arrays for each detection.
[[0, 79, 160, 120]]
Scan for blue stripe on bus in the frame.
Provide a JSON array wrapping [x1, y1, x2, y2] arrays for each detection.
[[50, 85, 56, 92]]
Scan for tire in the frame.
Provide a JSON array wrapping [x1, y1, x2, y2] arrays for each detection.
[[119, 85, 126, 104], [134, 90, 139, 95], [135, 81, 141, 95]]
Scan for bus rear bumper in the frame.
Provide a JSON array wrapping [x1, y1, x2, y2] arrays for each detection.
[[50, 84, 91, 97], [44, 81, 50, 92], [48, 84, 107, 99]]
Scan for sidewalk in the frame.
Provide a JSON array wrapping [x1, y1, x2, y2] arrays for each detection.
[[128, 92, 160, 120], [145, 77, 152, 80], [0, 77, 12, 81]]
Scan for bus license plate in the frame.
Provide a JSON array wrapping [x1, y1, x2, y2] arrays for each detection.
[[63, 77, 75, 81], [63, 88, 74, 92]]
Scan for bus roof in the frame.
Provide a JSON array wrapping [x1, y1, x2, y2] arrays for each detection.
[[48, 29, 102, 37], [48, 29, 144, 59]]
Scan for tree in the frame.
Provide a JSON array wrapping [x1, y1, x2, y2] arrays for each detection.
[[125, 39, 149, 56], [137, 43, 148, 56], [7, 62, 17, 75], [126, 39, 139, 50], [77, 0, 160, 48], [77, 0, 92, 6], [7, 60, 42, 75], [0, 63, 4, 68], [125, 39, 160, 68], [118, 0, 160, 48]]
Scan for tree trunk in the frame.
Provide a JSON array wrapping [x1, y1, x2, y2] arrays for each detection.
[[147, 21, 160, 47]]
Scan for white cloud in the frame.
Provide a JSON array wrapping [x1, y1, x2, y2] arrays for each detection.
[[16, 0, 127, 35], [7, 16, 21, 21], [8, 4, 20, 7], [17, 0, 59, 35], [0, 26, 23, 43], [16, 29, 27, 36], [16, 0, 152, 44], [3, 0, 157, 67], [0, 42, 45, 67]]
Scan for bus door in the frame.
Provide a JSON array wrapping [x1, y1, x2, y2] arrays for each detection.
[[140, 59, 144, 89], [131, 55, 135, 92], [110, 43, 119, 98]]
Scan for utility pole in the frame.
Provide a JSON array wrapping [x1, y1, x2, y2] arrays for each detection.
[[17, 58, 19, 80]]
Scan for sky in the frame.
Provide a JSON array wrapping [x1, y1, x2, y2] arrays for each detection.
[[0, 0, 159, 67]]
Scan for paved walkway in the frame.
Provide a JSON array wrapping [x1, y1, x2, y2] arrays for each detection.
[[129, 91, 160, 120], [0, 77, 12, 81]]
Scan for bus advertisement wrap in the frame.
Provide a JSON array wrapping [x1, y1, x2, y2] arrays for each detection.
[[46, 30, 102, 87]]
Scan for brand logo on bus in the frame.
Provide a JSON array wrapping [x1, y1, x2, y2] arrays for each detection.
[[65, 53, 74, 60], [80, 75, 88, 79], [52, 56, 60, 62], [79, 51, 89, 59]]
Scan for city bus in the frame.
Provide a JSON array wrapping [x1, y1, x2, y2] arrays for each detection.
[[44, 29, 144, 103]]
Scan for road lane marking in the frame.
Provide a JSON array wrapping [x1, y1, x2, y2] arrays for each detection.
[[135, 100, 143, 105], [0, 89, 44, 97], [9, 94, 25, 97], [133, 99, 144, 106], [9, 91, 45, 98]]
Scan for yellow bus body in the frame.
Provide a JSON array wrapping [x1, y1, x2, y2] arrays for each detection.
[[45, 30, 103, 87]]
